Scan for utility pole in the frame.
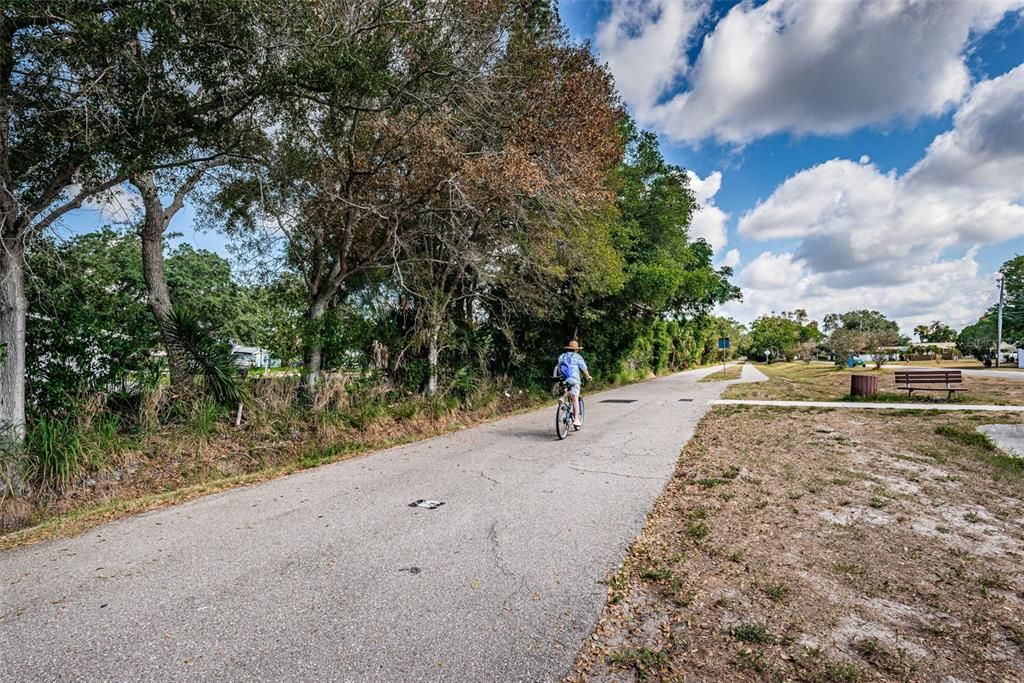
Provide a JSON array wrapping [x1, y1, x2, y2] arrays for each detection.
[[996, 273, 1005, 369]]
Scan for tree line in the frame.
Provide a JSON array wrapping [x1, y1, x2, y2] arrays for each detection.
[[1, 1, 739, 486], [742, 254, 1024, 367]]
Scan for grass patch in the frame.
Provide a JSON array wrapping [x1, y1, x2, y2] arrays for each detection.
[[608, 647, 670, 679], [936, 425, 995, 451], [686, 520, 710, 540], [762, 580, 790, 602], [700, 363, 743, 382], [570, 401, 1024, 682], [732, 622, 773, 644]]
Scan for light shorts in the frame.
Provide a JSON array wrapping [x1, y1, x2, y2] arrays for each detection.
[[565, 378, 582, 397]]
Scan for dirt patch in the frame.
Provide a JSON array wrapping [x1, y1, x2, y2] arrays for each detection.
[[567, 406, 1024, 682]]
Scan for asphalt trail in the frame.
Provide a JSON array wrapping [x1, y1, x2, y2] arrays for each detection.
[[1, 367, 747, 682]]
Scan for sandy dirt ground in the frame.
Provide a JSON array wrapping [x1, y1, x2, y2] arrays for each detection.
[[567, 406, 1024, 682]]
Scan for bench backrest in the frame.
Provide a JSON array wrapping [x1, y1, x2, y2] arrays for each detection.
[[894, 370, 963, 384]]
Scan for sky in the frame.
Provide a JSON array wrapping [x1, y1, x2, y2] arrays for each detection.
[[561, 0, 1024, 335], [60, 0, 1024, 336]]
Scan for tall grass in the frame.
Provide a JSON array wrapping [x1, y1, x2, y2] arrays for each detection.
[[25, 418, 85, 492]]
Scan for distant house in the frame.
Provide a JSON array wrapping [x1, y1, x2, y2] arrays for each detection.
[[231, 344, 274, 369]]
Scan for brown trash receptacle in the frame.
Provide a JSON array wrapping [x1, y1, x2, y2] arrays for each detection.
[[850, 374, 879, 397]]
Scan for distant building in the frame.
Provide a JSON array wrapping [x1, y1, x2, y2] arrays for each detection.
[[231, 344, 275, 369]]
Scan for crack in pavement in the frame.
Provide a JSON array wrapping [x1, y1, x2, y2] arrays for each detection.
[[567, 464, 663, 480], [479, 471, 499, 487]]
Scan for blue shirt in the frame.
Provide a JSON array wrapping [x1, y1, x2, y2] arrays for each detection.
[[556, 352, 588, 382]]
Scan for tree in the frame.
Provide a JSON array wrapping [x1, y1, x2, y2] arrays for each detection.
[[864, 329, 901, 369], [822, 328, 866, 361], [25, 230, 156, 417], [958, 316, 998, 364], [1, 1, 283, 441], [915, 320, 956, 343], [746, 315, 804, 362], [993, 255, 1024, 344], [823, 309, 901, 336]]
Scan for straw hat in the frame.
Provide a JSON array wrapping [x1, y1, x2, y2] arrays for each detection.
[[564, 340, 582, 351]]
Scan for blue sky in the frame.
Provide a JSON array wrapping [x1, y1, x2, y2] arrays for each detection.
[[61, 0, 1024, 334]]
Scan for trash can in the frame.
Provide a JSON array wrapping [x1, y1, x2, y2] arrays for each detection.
[[850, 374, 878, 397]]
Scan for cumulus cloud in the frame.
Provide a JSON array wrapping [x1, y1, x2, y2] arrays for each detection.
[[685, 169, 729, 251], [719, 248, 740, 269], [596, 0, 1023, 143], [730, 65, 1024, 331], [722, 250, 994, 332], [595, 0, 705, 112]]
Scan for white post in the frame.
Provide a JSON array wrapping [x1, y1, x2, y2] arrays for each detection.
[[996, 273, 1005, 369]]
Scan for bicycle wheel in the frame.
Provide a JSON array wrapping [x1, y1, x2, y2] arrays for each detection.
[[574, 397, 585, 431], [555, 400, 570, 440]]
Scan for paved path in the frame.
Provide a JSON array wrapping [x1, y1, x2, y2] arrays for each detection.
[[978, 424, 1024, 458], [712, 399, 1024, 412], [1, 367, 748, 682]]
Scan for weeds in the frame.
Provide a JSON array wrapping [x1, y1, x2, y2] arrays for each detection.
[[732, 622, 773, 644], [25, 418, 84, 492], [935, 425, 995, 451], [762, 581, 790, 602], [852, 638, 916, 681], [640, 565, 673, 581], [608, 647, 669, 679], [686, 520, 710, 540]]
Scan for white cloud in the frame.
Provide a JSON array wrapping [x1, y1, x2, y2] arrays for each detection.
[[685, 169, 729, 251], [740, 251, 804, 290], [727, 66, 1024, 331], [597, 0, 1023, 143], [723, 249, 994, 333], [720, 248, 740, 269], [595, 0, 706, 115]]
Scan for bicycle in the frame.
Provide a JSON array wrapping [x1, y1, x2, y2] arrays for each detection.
[[555, 380, 585, 440]]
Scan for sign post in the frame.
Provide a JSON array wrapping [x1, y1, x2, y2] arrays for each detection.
[[718, 337, 730, 372]]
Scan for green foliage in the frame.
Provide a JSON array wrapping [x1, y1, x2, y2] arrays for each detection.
[[165, 243, 264, 342], [994, 255, 1024, 344], [935, 425, 996, 451], [823, 310, 901, 336], [26, 230, 157, 417], [161, 308, 243, 406], [732, 622, 774, 644], [745, 313, 819, 362], [914, 321, 957, 343], [957, 316, 997, 362]]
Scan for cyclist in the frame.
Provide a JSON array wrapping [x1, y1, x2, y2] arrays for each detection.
[[555, 340, 592, 427]]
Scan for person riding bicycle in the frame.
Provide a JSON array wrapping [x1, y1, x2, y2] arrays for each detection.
[[555, 340, 592, 427]]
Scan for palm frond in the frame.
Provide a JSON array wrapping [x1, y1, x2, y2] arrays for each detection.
[[161, 307, 243, 405]]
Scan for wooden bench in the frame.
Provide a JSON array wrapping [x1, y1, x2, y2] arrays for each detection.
[[894, 370, 967, 400]]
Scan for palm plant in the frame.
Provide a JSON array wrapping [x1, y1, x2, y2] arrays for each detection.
[[160, 308, 243, 406]]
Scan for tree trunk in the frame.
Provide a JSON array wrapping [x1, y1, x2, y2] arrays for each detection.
[[137, 187, 192, 400], [0, 237, 27, 448], [302, 298, 329, 397], [426, 324, 440, 396]]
